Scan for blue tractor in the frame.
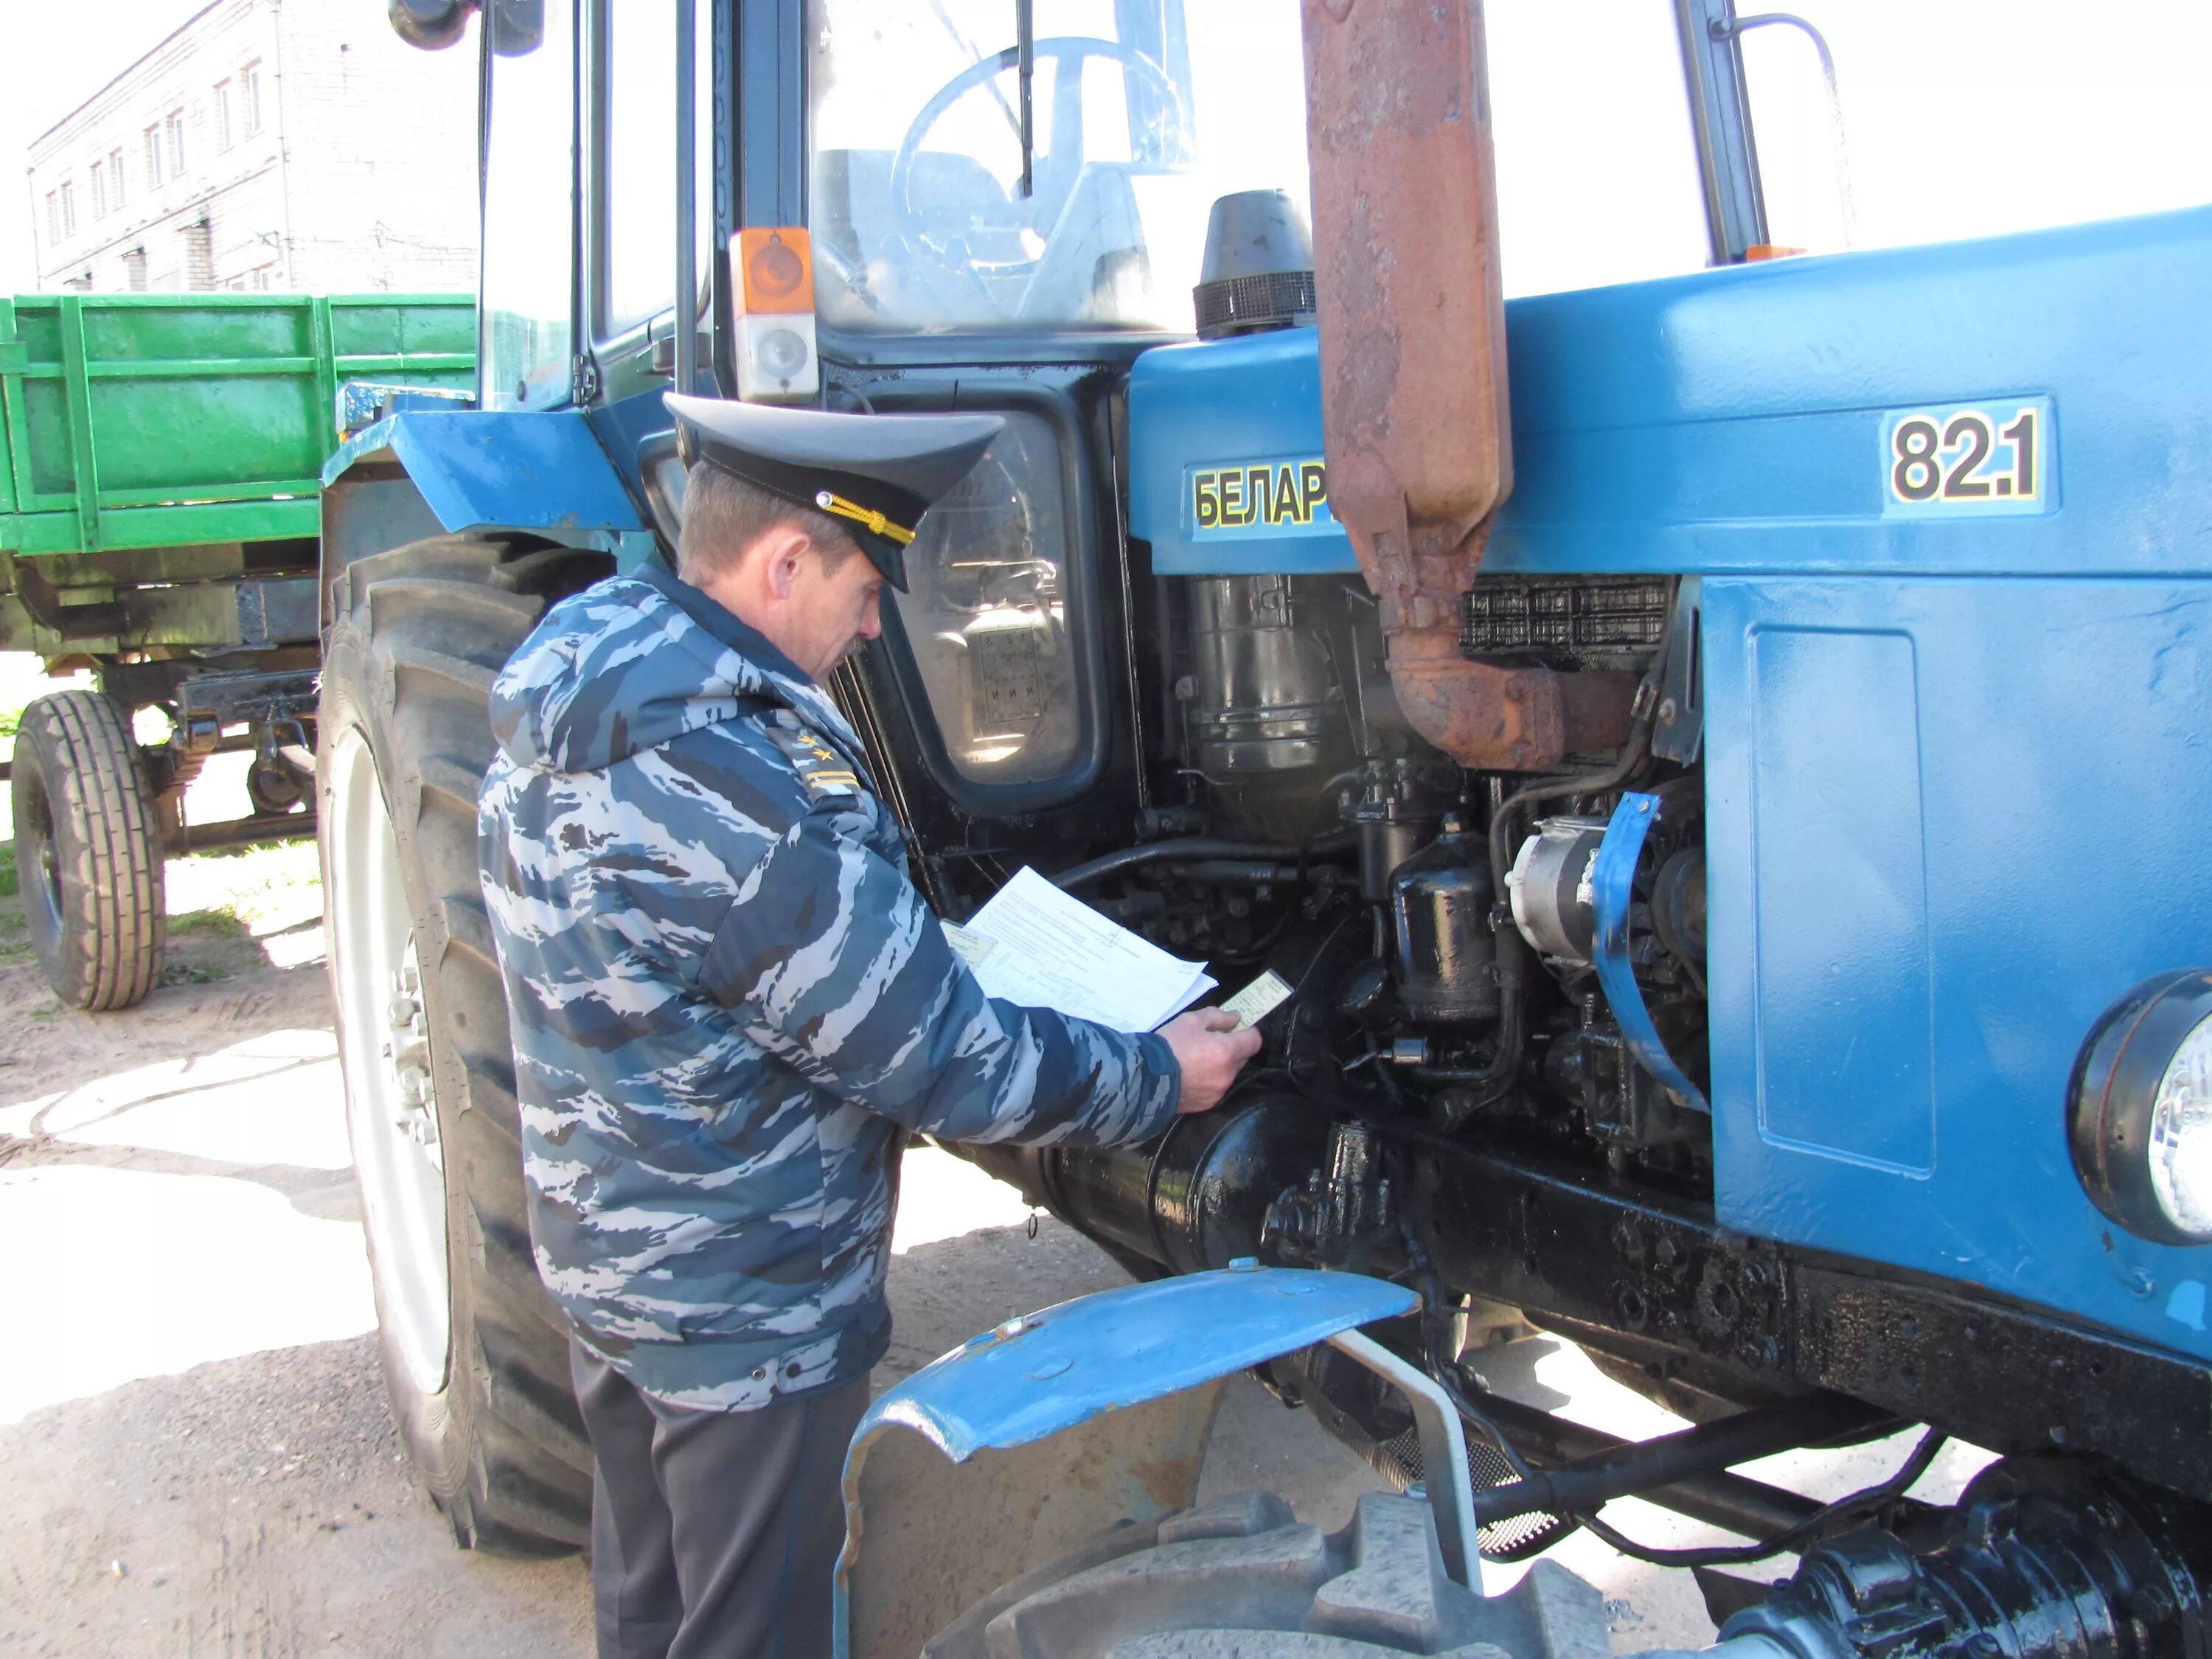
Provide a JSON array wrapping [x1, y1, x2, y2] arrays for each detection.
[[323, 0, 2212, 1649]]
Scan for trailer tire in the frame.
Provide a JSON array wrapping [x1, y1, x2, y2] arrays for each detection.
[[919, 1488, 1610, 1659], [10, 689, 166, 1010], [319, 534, 609, 1557]]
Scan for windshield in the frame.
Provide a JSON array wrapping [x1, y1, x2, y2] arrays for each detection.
[[1731, 1, 2212, 259], [805, 0, 1308, 335]]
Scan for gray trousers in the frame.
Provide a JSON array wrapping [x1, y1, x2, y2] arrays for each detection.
[[570, 1338, 871, 1659]]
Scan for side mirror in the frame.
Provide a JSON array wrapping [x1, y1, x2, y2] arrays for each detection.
[[387, 0, 478, 52]]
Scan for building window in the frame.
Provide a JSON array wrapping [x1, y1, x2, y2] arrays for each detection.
[[165, 111, 187, 178], [108, 147, 125, 208], [91, 161, 106, 219], [145, 125, 164, 189], [45, 191, 59, 246], [242, 61, 264, 136], [59, 181, 76, 238], [214, 81, 233, 150]]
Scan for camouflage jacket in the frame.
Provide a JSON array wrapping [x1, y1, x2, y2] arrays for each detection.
[[477, 567, 1180, 1409]]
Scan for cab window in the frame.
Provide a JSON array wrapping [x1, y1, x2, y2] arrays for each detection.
[[805, 0, 1718, 334], [597, 0, 677, 338], [806, 0, 1308, 335], [482, 0, 578, 408], [1739, 1, 2212, 256]]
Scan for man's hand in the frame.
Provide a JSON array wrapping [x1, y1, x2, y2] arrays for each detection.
[[1160, 1009, 1265, 1115]]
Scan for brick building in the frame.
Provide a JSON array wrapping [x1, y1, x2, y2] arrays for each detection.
[[24, 0, 478, 293]]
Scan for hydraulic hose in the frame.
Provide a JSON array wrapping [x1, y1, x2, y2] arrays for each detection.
[[1052, 832, 1357, 891], [1411, 926, 1528, 1107]]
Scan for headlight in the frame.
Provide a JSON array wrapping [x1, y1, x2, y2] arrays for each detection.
[[2067, 969, 2212, 1245]]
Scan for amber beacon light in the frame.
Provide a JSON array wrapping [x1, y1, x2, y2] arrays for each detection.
[[730, 227, 820, 403]]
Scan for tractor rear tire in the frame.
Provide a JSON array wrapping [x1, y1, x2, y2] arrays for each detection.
[[319, 533, 609, 1555], [919, 1488, 1612, 1659], [10, 689, 166, 1009]]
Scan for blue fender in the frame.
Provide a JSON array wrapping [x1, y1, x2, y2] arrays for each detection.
[[320, 408, 647, 535], [835, 1265, 1419, 1659]]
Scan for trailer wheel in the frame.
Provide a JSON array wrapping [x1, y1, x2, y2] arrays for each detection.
[[919, 1488, 1610, 1659], [319, 534, 609, 1556], [10, 689, 166, 1010]]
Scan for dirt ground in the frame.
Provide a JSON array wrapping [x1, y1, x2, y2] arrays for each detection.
[[0, 666, 1994, 1658]]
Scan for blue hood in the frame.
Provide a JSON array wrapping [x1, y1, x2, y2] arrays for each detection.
[[489, 567, 853, 776]]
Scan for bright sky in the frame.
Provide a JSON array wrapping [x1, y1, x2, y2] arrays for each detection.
[[7, 0, 2212, 296], [1, 0, 209, 293]]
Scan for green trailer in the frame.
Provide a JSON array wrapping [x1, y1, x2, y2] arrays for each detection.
[[0, 291, 472, 1008]]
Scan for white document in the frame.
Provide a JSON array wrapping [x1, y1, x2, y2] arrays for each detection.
[[956, 866, 1217, 1034], [1218, 970, 1294, 1031]]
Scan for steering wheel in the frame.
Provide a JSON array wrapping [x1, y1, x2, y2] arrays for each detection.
[[888, 36, 1189, 303]]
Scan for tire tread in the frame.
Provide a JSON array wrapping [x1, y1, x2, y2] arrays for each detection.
[[11, 689, 166, 1009], [321, 534, 609, 1554]]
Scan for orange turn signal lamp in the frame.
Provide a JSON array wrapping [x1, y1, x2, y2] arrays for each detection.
[[736, 226, 815, 314], [731, 226, 818, 402]]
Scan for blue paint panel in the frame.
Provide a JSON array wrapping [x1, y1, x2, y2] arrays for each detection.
[[1703, 578, 2212, 1359], [1128, 327, 1360, 576], [1129, 206, 2212, 580], [1747, 626, 1933, 1173], [321, 409, 646, 533], [1489, 206, 2212, 578], [847, 1267, 1415, 1465]]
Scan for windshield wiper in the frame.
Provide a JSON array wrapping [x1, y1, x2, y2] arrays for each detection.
[[923, 0, 1035, 197], [1016, 0, 1034, 198]]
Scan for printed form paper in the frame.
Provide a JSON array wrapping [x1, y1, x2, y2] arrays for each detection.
[[952, 866, 1217, 1033], [1219, 970, 1294, 1030]]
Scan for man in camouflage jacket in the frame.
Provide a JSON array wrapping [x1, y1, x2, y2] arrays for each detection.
[[478, 395, 1260, 1659]]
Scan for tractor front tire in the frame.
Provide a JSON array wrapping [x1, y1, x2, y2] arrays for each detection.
[[919, 1487, 1613, 1659], [10, 689, 166, 1010], [319, 533, 608, 1555]]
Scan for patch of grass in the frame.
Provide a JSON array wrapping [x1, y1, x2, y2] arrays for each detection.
[[160, 959, 230, 987], [0, 900, 30, 970], [0, 840, 15, 900], [166, 840, 322, 938], [0, 705, 20, 740], [168, 906, 248, 939]]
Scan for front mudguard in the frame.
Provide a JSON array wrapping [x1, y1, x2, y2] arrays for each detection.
[[319, 408, 655, 622], [835, 1265, 1481, 1659]]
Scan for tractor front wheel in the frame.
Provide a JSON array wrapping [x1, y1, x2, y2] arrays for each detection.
[[919, 1487, 1613, 1659], [319, 533, 607, 1554]]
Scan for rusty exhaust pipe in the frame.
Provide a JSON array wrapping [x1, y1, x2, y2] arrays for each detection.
[[1301, 0, 1635, 770]]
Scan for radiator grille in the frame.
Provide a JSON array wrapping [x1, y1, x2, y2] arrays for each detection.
[[1462, 577, 1669, 665]]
